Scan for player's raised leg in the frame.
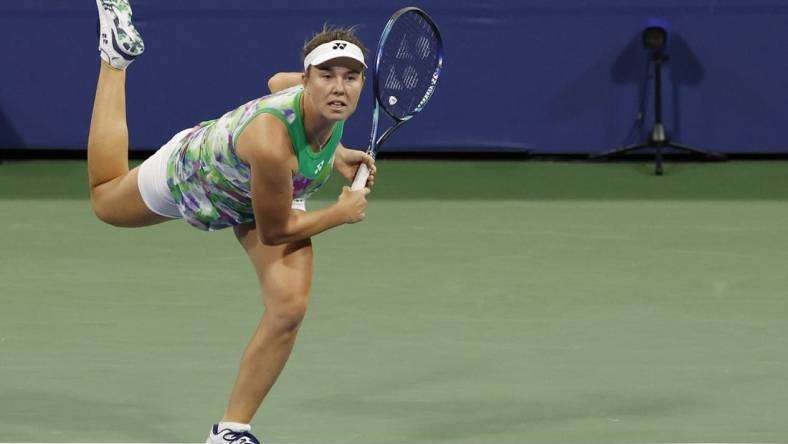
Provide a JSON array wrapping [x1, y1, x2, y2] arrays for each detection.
[[89, 0, 144, 187], [88, 1, 166, 227]]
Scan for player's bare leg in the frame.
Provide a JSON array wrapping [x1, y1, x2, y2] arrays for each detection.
[[88, 0, 167, 227], [222, 223, 314, 423]]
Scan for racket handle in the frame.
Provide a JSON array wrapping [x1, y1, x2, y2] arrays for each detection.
[[351, 163, 370, 191]]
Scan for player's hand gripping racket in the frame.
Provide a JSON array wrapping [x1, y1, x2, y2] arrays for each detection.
[[351, 7, 444, 190]]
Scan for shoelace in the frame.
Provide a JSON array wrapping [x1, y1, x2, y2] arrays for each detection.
[[219, 429, 260, 444]]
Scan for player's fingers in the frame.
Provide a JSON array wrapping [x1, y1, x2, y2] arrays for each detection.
[[362, 153, 377, 172]]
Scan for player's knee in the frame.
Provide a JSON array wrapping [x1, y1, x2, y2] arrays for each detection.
[[91, 195, 115, 225], [90, 192, 123, 226], [267, 293, 309, 332]]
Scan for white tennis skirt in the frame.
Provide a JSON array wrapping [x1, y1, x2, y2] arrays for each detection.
[[136, 129, 188, 219], [137, 129, 306, 221]]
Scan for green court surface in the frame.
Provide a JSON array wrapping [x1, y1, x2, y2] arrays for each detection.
[[1, 159, 787, 444]]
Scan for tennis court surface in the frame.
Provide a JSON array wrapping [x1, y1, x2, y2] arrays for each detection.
[[2, 159, 787, 444]]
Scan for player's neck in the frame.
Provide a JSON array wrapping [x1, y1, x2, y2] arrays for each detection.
[[301, 95, 334, 150]]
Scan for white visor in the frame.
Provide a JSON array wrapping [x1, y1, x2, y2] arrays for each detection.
[[303, 40, 367, 70]]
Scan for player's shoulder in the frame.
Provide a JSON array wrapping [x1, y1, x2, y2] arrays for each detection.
[[236, 113, 293, 165]]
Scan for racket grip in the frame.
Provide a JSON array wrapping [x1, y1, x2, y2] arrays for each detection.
[[351, 163, 370, 191]]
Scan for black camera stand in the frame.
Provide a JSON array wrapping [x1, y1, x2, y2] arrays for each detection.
[[590, 51, 725, 175]]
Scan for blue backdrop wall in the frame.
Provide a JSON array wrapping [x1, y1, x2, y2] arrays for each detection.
[[1, 1, 787, 154]]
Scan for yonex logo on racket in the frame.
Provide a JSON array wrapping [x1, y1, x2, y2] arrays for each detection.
[[350, 7, 443, 191], [332, 42, 347, 50], [416, 72, 440, 110]]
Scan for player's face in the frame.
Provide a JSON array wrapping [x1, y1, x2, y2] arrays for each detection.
[[304, 58, 365, 121]]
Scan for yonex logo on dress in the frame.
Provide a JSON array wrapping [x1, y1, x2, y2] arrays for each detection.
[[315, 160, 325, 174], [333, 43, 348, 50]]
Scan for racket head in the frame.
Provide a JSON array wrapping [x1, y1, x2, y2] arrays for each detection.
[[373, 7, 444, 123]]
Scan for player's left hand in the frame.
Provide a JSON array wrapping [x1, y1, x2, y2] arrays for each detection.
[[335, 146, 376, 189]]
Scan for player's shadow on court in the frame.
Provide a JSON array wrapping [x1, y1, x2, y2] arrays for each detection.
[[0, 388, 181, 441], [410, 391, 695, 441], [295, 366, 699, 442], [407, 392, 691, 441]]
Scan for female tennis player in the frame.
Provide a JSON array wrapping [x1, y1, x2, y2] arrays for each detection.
[[90, 2, 375, 443]]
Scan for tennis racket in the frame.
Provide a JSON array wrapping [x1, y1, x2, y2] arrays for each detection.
[[350, 6, 444, 190]]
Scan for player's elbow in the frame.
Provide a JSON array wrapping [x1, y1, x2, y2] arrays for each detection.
[[267, 72, 302, 94], [266, 76, 279, 94], [267, 73, 289, 94]]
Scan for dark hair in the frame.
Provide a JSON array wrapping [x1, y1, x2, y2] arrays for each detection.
[[302, 24, 368, 67]]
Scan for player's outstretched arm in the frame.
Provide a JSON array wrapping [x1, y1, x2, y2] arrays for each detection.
[[237, 115, 369, 245]]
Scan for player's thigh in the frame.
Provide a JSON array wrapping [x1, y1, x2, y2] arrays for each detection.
[[91, 167, 172, 227], [233, 223, 314, 308]]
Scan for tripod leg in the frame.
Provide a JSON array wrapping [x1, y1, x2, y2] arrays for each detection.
[[667, 142, 726, 160], [589, 143, 652, 160]]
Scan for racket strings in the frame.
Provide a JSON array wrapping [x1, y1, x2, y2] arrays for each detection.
[[377, 11, 441, 119]]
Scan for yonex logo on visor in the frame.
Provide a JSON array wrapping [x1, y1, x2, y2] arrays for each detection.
[[304, 40, 367, 70]]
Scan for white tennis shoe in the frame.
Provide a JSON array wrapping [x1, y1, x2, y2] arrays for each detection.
[[206, 424, 261, 444], [95, 0, 144, 70]]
